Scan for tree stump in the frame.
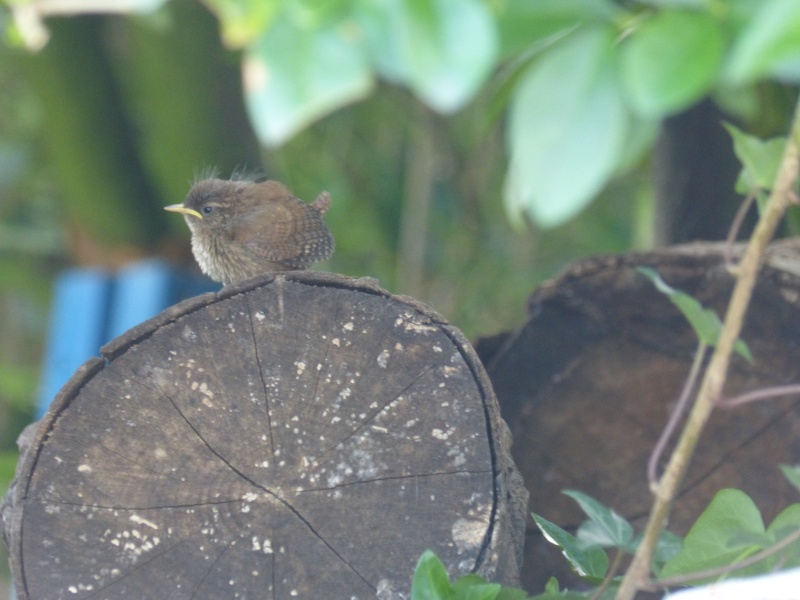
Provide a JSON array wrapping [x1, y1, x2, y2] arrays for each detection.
[[477, 241, 800, 592], [2, 272, 527, 600]]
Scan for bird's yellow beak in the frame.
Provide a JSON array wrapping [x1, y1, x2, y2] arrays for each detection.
[[164, 204, 203, 220]]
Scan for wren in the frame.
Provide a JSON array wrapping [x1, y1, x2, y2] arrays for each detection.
[[165, 177, 334, 285]]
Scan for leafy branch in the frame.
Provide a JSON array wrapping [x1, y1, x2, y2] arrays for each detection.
[[615, 92, 800, 600]]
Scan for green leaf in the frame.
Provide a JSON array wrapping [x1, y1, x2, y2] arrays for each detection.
[[0, 450, 19, 498], [725, 0, 800, 84], [764, 503, 800, 569], [496, 0, 621, 58], [780, 464, 800, 492], [564, 490, 636, 552], [412, 550, 453, 600], [651, 530, 683, 569], [724, 122, 785, 192], [661, 489, 767, 582], [504, 27, 628, 228], [637, 267, 753, 362], [243, 14, 373, 145], [204, 0, 280, 47], [620, 10, 726, 118], [635, 0, 706, 6], [495, 588, 532, 600], [451, 574, 501, 600], [533, 513, 609, 580], [359, 0, 498, 113]]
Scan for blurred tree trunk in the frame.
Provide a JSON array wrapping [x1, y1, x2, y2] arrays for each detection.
[[20, 1, 261, 265], [652, 99, 753, 245]]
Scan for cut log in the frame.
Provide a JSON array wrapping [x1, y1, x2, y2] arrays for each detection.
[[477, 241, 800, 592], [2, 272, 527, 600]]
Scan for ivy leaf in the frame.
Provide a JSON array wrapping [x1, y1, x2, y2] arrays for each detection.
[[661, 489, 767, 583], [764, 503, 800, 570], [620, 10, 725, 118], [637, 267, 753, 363], [504, 26, 628, 228], [412, 550, 453, 600], [564, 490, 636, 552], [724, 122, 785, 194], [533, 512, 609, 581], [780, 464, 800, 493]]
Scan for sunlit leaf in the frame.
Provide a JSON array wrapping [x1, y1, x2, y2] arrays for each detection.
[[358, 0, 498, 113], [504, 27, 628, 228], [620, 10, 725, 118], [243, 15, 373, 146], [725, 0, 800, 84]]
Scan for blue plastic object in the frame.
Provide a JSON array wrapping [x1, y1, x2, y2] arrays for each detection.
[[36, 259, 218, 418]]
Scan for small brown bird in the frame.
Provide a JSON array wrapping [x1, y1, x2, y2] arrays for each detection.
[[165, 177, 334, 285]]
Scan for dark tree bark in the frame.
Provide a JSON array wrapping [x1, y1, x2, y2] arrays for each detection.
[[652, 100, 753, 245], [2, 272, 527, 599], [479, 242, 800, 592]]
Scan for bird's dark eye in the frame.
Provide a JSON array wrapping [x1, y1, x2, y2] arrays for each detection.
[[202, 206, 214, 215]]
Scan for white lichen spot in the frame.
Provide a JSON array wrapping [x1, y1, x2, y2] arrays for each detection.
[[371, 426, 388, 433], [433, 345, 442, 353], [432, 429, 448, 440], [242, 492, 258, 502], [255, 311, 266, 321], [377, 349, 390, 368], [129, 515, 158, 530], [77, 464, 92, 473], [452, 517, 488, 553], [154, 447, 167, 460], [295, 361, 306, 375], [338, 387, 352, 401], [332, 338, 341, 347], [343, 322, 354, 331], [191, 381, 199, 391]]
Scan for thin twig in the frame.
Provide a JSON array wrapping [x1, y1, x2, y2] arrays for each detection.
[[717, 383, 800, 408], [615, 97, 800, 600], [648, 343, 707, 488], [589, 548, 625, 600], [724, 190, 756, 269]]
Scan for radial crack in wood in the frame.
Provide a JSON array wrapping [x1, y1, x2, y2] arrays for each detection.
[[2, 272, 527, 600]]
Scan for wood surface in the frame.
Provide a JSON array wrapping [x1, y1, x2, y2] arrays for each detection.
[[477, 241, 800, 592], [2, 271, 526, 600]]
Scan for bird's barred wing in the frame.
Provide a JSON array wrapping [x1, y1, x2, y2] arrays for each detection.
[[234, 197, 334, 268]]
